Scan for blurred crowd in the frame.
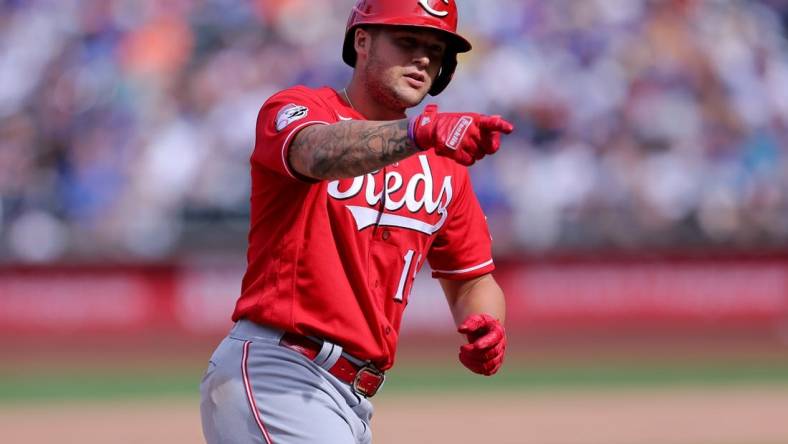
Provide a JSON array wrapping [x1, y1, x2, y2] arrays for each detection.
[[1, 0, 787, 262]]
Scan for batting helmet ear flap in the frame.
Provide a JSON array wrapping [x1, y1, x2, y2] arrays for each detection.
[[428, 51, 457, 96]]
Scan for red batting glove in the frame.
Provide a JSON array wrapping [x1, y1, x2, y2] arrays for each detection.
[[408, 104, 514, 166], [457, 313, 507, 376]]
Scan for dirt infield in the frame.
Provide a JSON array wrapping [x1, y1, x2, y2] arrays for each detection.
[[3, 386, 788, 444]]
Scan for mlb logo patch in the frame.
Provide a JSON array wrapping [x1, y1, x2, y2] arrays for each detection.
[[276, 104, 309, 131]]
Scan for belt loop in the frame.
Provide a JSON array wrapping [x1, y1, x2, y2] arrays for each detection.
[[313, 340, 343, 371]]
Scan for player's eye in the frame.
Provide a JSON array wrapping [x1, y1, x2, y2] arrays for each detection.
[[396, 37, 418, 50], [428, 45, 445, 58]]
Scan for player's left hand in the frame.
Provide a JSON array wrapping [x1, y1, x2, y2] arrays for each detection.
[[457, 313, 506, 376]]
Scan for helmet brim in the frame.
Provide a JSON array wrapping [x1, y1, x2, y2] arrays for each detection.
[[342, 23, 472, 68]]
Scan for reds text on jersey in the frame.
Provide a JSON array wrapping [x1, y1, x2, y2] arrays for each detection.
[[233, 86, 494, 370]]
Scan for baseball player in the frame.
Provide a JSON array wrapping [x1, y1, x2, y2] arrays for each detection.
[[200, 1, 512, 443]]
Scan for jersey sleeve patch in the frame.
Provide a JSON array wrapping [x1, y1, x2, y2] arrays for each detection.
[[275, 104, 309, 132]]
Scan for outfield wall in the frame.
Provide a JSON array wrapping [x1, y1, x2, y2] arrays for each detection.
[[1, 255, 787, 339]]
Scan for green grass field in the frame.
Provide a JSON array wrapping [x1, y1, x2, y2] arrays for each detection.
[[3, 357, 788, 404], [3, 345, 788, 444]]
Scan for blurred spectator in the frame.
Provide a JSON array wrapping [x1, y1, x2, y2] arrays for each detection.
[[0, 0, 786, 262]]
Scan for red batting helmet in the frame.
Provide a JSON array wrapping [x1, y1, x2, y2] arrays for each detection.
[[342, 0, 472, 96]]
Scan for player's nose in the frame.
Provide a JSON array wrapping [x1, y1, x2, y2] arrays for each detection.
[[411, 53, 430, 70]]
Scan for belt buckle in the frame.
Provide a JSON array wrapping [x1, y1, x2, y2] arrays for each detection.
[[352, 364, 385, 398]]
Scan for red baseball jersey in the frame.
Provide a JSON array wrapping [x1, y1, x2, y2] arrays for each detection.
[[232, 85, 494, 370]]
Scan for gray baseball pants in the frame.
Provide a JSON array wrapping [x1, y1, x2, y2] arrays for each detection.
[[200, 320, 374, 444]]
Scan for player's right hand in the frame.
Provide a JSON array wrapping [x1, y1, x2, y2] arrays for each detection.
[[408, 104, 514, 166]]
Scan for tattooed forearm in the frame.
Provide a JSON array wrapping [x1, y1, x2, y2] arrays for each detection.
[[289, 119, 421, 180]]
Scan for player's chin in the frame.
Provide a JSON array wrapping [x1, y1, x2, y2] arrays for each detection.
[[395, 82, 430, 107]]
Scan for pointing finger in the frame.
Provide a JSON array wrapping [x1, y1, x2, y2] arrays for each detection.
[[479, 115, 514, 134]]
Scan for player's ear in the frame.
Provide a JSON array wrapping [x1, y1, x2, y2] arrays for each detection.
[[354, 27, 372, 61]]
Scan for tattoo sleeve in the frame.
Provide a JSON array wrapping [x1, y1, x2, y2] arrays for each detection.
[[288, 119, 421, 180]]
